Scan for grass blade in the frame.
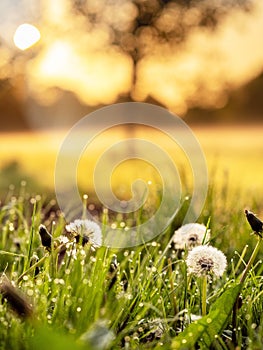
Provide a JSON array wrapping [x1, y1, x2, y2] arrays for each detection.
[[171, 283, 242, 349]]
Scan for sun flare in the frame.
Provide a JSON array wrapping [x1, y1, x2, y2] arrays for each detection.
[[13, 23, 41, 51]]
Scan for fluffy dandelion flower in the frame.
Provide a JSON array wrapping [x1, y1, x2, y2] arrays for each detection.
[[172, 223, 210, 250], [65, 219, 102, 249], [186, 245, 227, 278]]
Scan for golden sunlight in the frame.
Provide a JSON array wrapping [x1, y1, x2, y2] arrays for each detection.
[[28, 40, 133, 105], [13, 23, 41, 51]]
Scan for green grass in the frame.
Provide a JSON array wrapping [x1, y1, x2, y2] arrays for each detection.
[[0, 182, 263, 350]]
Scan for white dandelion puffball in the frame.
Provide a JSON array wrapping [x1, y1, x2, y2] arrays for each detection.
[[186, 245, 227, 278], [173, 223, 210, 250], [66, 219, 102, 248]]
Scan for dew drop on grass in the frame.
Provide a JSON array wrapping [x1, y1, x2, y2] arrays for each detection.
[[27, 290, 34, 297], [36, 279, 42, 286], [66, 299, 72, 306], [9, 223, 14, 231], [126, 294, 133, 300], [40, 295, 46, 303]]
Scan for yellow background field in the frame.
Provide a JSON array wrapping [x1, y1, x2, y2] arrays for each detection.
[[0, 125, 262, 196]]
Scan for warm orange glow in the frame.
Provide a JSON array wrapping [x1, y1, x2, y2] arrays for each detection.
[[28, 39, 133, 105], [13, 23, 41, 50], [132, 1, 263, 114], [1, 126, 263, 192], [3, 0, 263, 112]]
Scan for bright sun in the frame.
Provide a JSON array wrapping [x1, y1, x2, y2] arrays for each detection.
[[13, 23, 41, 50]]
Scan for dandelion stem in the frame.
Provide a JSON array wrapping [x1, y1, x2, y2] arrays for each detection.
[[24, 200, 37, 272], [234, 244, 249, 276], [201, 275, 207, 316], [168, 258, 178, 318], [82, 194, 88, 219], [239, 236, 262, 284], [232, 236, 262, 346]]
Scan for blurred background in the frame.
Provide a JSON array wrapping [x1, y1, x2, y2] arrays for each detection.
[[0, 0, 263, 198]]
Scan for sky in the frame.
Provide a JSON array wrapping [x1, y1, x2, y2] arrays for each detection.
[[0, 0, 263, 128]]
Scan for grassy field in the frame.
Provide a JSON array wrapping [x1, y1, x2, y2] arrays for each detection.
[[0, 124, 263, 349], [1, 124, 263, 192]]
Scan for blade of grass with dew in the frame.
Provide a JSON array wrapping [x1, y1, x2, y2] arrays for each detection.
[[171, 283, 242, 349], [23, 200, 37, 272]]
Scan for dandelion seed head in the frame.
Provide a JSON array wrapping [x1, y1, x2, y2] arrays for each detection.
[[186, 245, 227, 278], [65, 219, 102, 248], [173, 223, 210, 250]]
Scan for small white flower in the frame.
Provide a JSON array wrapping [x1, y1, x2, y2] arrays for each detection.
[[58, 235, 70, 244], [65, 219, 102, 248], [186, 245, 227, 278], [172, 223, 210, 250], [189, 314, 202, 322]]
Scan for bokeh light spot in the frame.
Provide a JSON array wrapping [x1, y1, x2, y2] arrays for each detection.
[[13, 23, 41, 51]]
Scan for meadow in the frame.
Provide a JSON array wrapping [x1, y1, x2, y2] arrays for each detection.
[[0, 124, 263, 349], [1, 124, 263, 192]]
